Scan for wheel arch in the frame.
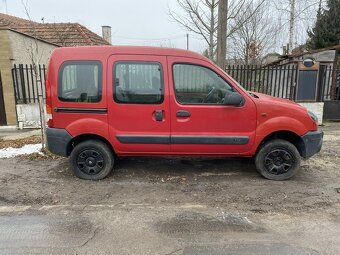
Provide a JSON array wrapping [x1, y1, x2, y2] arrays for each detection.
[[256, 130, 305, 157], [66, 134, 115, 157]]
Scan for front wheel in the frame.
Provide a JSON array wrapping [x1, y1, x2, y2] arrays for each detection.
[[255, 139, 301, 181], [70, 140, 114, 180]]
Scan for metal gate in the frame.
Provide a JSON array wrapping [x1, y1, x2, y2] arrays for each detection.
[[0, 70, 7, 126]]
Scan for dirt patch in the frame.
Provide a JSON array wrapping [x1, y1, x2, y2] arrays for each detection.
[[0, 123, 338, 214], [0, 136, 41, 149]]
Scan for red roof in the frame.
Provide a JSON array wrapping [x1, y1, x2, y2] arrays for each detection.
[[0, 13, 110, 46]]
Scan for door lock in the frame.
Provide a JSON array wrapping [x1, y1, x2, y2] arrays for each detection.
[[154, 110, 163, 121]]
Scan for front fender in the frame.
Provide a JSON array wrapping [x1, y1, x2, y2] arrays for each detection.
[[250, 116, 309, 154]]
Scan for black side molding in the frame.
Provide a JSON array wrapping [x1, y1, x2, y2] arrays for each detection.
[[54, 107, 107, 114], [116, 135, 249, 145], [116, 135, 170, 144]]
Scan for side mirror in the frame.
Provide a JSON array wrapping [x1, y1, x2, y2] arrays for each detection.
[[223, 92, 244, 106]]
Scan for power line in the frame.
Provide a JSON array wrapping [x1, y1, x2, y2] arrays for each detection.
[[113, 34, 186, 41]]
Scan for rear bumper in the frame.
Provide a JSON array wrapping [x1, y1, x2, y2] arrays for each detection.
[[301, 130, 323, 158], [46, 128, 72, 157]]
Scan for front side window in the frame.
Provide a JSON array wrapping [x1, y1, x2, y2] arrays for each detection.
[[173, 64, 234, 104], [58, 61, 102, 103], [114, 62, 163, 104]]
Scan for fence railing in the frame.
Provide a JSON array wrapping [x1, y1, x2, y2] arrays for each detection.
[[11, 64, 46, 104], [226, 64, 299, 100]]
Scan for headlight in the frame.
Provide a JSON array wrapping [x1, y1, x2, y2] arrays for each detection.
[[308, 110, 318, 123]]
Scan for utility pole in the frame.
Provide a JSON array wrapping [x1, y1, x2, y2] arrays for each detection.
[[216, 0, 228, 69], [288, 0, 296, 54], [186, 33, 189, 50]]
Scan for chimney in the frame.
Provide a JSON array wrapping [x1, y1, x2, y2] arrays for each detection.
[[102, 26, 112, 44]]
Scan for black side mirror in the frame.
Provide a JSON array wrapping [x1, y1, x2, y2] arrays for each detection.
[[223, 92, 244, 106]]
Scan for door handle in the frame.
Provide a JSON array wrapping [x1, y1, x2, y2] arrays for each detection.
[[154, 110, 163, 121], [176, 110, 191, 117]]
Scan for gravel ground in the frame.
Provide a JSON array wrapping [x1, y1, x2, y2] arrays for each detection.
[[0, 123, 339, 254]]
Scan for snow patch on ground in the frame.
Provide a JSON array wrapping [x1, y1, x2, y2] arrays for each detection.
[[0, 144, 42, 158]]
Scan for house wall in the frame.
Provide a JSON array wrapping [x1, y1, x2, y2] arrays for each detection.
[[0, 29, 57, 126], [295, 50, 336, 62], [0, 29, 17, 125], [7, 30, 57, 66]]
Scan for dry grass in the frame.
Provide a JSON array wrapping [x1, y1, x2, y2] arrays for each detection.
[[18, 148, 64, 160], [0, 136, 42, 149]]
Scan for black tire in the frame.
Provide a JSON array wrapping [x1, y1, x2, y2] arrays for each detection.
[[69, 140, 114, 180], [255, 139, 301, 181]]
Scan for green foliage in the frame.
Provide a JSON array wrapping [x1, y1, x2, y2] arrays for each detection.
[[307, 0, 340, 50]]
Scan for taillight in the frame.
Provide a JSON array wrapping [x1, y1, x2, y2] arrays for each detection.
[[45, 79, 52, 114], [47, 118, 54, 127]]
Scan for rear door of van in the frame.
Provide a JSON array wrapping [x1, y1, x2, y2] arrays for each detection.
[[107, 55, 171, 154], [52, 59, 109, 139]]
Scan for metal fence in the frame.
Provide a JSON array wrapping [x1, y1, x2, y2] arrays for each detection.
[[11, 64, 46, 104], [226, 64, 299, 100], [225, 64, 338, 102]]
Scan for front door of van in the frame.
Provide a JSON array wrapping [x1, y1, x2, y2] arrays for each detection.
[[168, 56, 257, 155], [107, 55, 170, 154]]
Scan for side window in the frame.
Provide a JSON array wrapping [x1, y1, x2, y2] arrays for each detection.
[[58, 61, 102, 103], [114, 62, 163, 104], [173, 64, 234, 104]]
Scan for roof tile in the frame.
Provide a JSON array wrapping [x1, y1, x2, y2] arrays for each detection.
[[0, 13, 110, 46]]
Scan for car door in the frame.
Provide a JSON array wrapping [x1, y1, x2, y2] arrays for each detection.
[[168, 56, 257, 155], [107, 55, 170, 154]]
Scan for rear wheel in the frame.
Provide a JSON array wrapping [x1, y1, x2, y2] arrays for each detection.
[[70, 140, 114, 180], [255, 139, 301, 181]]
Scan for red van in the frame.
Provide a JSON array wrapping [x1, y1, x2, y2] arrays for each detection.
[[45, 46, 323, 181]]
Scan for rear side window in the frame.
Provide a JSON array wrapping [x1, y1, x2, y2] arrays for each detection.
[[58, 61, 102, 103], [114, 62, 163, 104]]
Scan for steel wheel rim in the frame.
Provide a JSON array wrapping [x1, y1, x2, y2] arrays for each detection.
[[264, 148, 294, 175], [76, 149, 105, 175]]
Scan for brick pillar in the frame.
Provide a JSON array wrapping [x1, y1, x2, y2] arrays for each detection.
[[0, 29, 17, 125]]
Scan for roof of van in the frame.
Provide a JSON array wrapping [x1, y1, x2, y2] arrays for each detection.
[[52, 46, 208, 61]]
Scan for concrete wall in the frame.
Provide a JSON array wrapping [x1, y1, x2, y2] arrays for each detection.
[[296, 50, 336, 62], [299, 102, 324, 125], [0, 29, 17, 125], [7, 30, 57, 66], [16, 103, 44, 129]]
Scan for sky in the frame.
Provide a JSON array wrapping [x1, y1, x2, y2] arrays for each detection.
[[0, 0, 206, 53]]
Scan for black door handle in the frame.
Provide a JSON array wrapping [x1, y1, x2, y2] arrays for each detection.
[[176, 110, 191, 117], [154, 110, 163, 121]]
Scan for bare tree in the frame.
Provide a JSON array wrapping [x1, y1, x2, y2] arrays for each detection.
[[229, 2, 280, 65], [21, 0, 46, 149], [273, 0, 326, 53], [168, 0, 266, 66], [168, 0, 218, 59]]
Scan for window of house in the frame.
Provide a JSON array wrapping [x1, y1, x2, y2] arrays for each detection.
[[173, 64, 234, 104], [114, 62, 163, 104], [58, 61, 102, 103]]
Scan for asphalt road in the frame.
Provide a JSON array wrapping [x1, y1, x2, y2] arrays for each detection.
[[0, 123, 339, 255]]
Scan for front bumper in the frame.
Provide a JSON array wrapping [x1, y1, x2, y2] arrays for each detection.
[[46, 128, 73, 157], [301, 130, 323, 158]]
